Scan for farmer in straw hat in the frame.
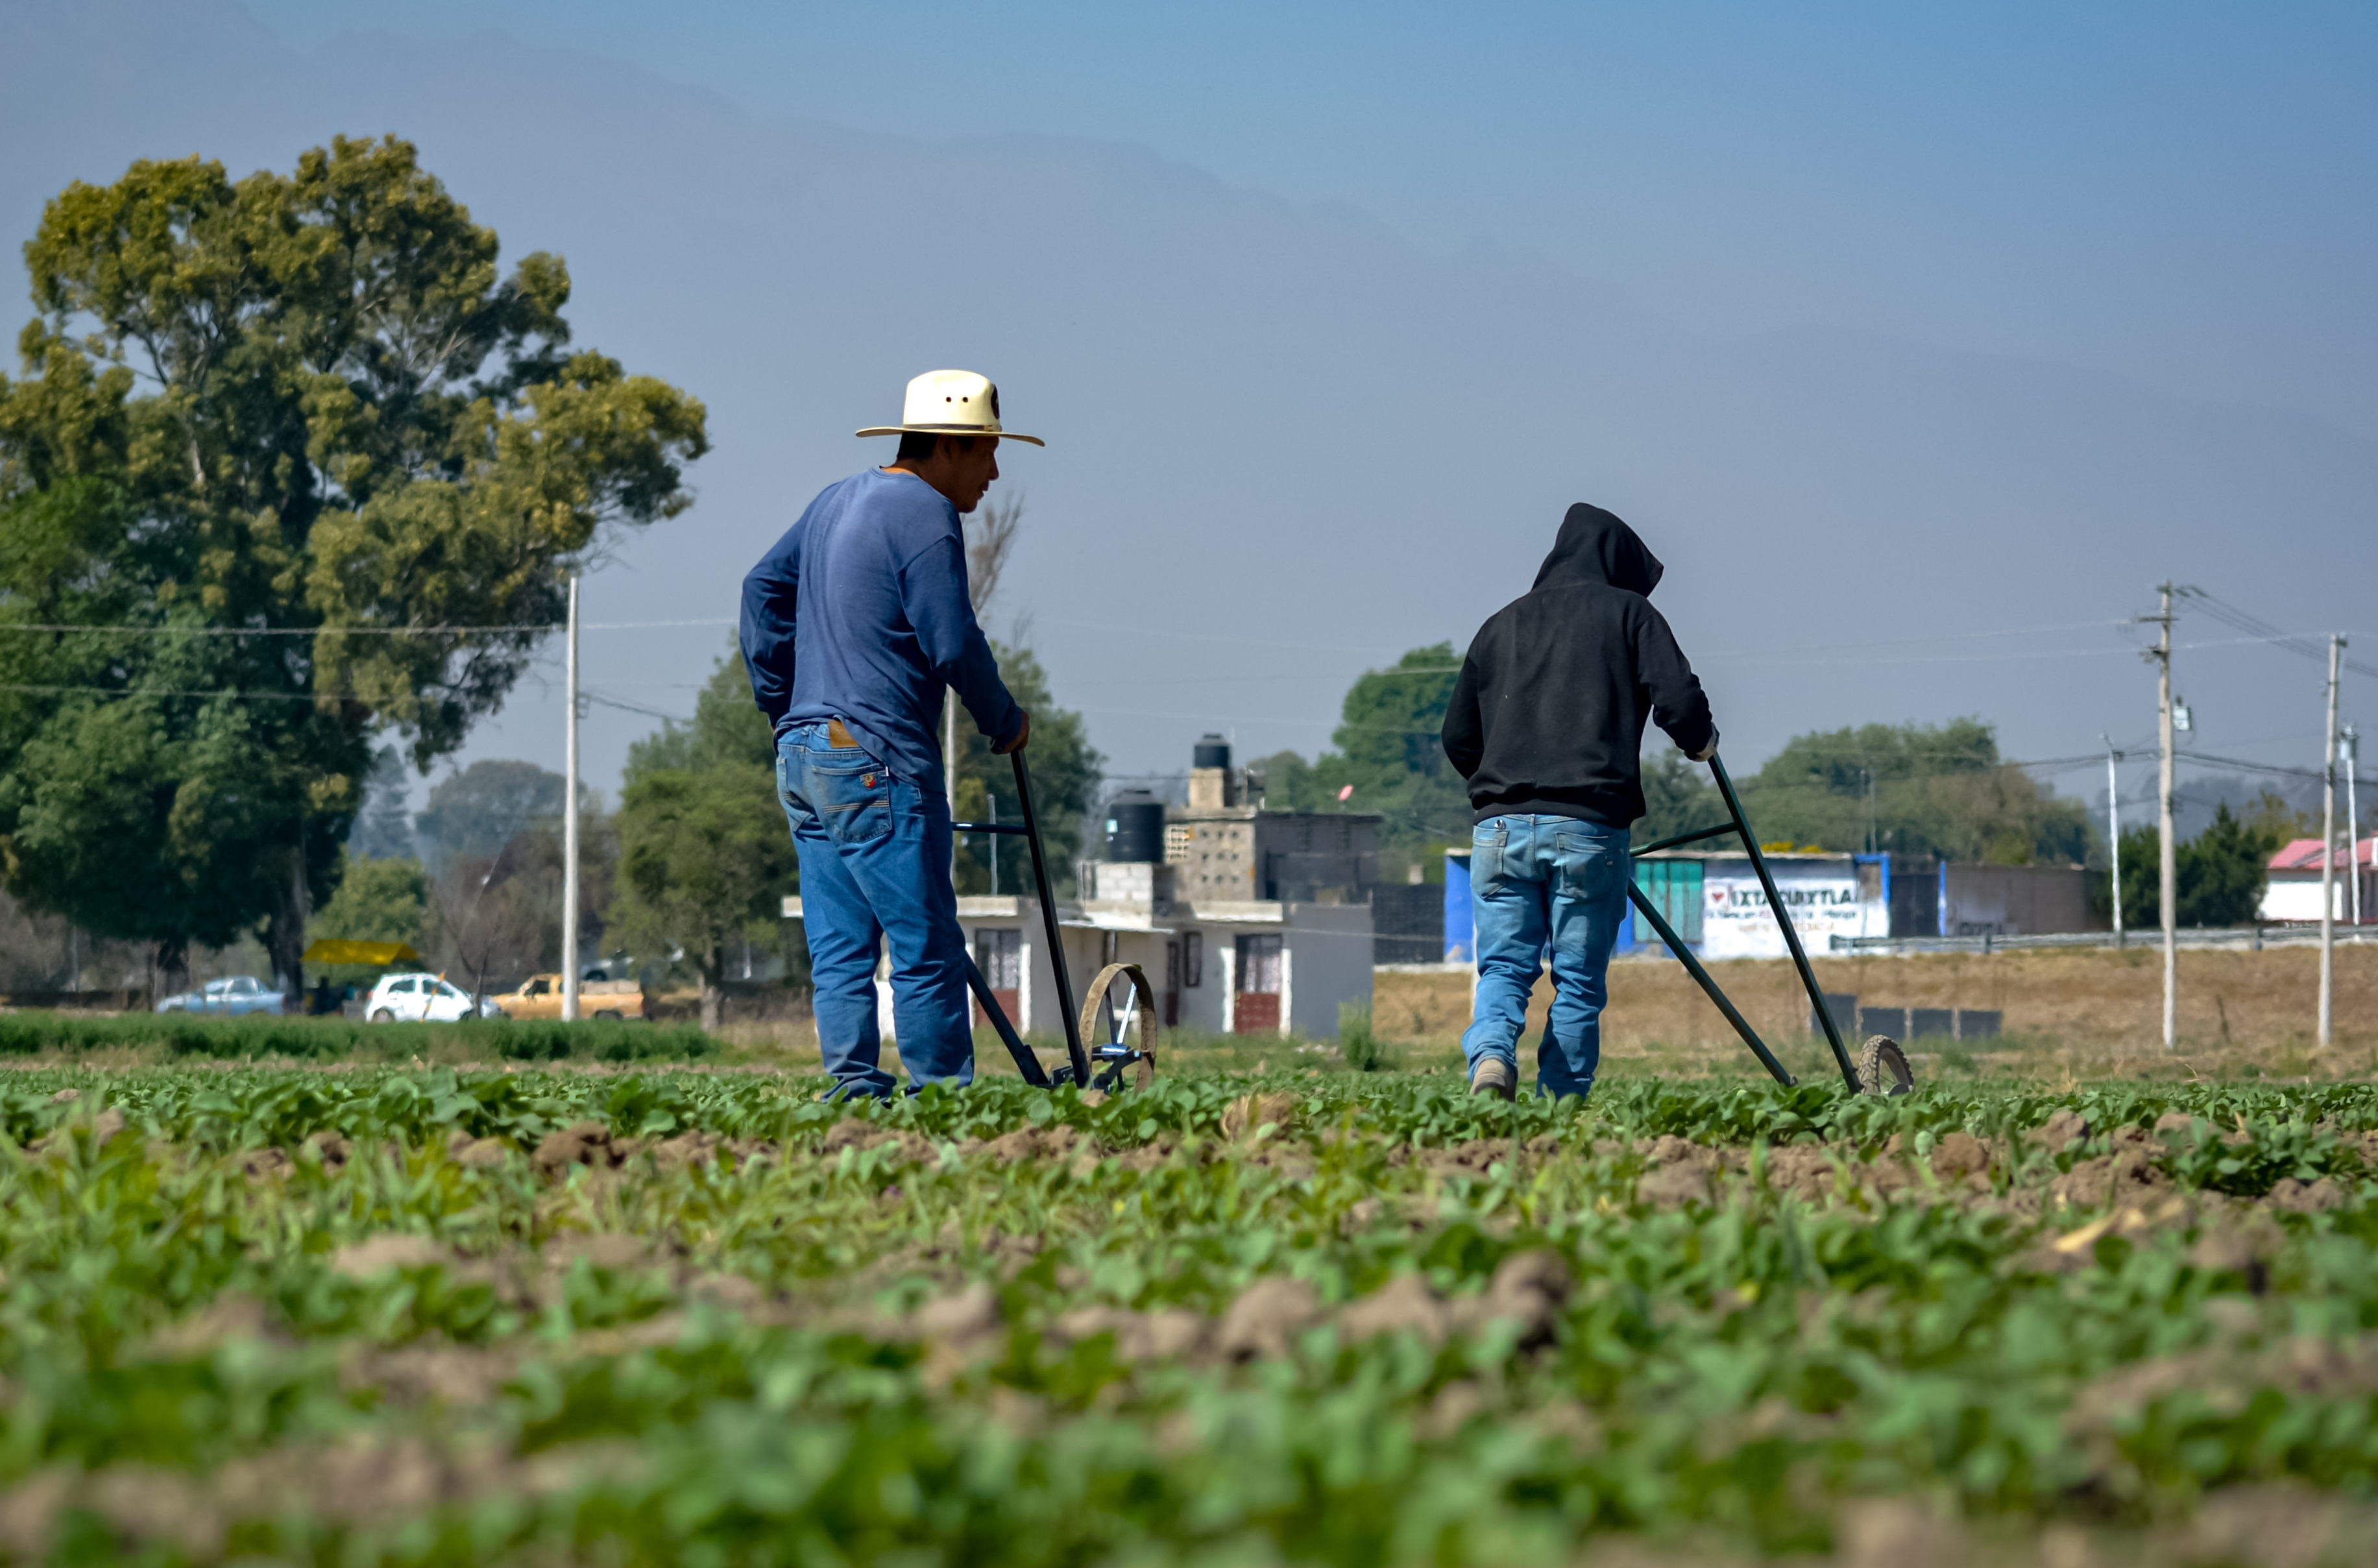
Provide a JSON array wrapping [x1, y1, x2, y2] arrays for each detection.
[[740, 370, 1039, 1098]]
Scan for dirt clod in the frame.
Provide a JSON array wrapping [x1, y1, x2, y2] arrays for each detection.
[[914, 1283, 1003, 1344], [1219, 1275, 1322, 1360], [330, 1233, 449, 1277], [2030, 1109, 2091, 1150], [1338, 1272, 1448, 1345], [2268, 1177, 2350, 1214], [1640, 1159, 1713, 1207], [534, 1119, 617, 1176], [1929, 1130, 1991, 1180]]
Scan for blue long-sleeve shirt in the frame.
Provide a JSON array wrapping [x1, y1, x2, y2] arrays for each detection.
[[740, 466, 1023, 787]]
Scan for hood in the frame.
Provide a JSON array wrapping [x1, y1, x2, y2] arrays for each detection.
[[1531, 503, 1663, 596]]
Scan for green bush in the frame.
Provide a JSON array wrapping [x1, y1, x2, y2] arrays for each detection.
[[1339, 1002, 1384, 1072], [0, 1011, 717, 1063]]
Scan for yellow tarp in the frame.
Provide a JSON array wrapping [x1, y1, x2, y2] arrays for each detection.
[[300, 939, 422, 967]]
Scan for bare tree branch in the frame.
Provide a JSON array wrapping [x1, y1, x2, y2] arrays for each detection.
[[966, 494, 1023, 616]]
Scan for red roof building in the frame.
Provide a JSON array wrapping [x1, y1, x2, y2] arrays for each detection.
[[2263, 837, 2376, 924]]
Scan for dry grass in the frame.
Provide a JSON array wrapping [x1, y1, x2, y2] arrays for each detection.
[[1374, 940, 2378, 1083], [718, 941, 2378, 1085]]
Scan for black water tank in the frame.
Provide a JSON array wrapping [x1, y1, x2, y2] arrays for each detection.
[[1192, 734, 1231, 770], [1104, 791, 1166, 863]]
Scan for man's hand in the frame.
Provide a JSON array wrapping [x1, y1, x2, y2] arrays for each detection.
[[993, 710, 1032, 754], [1690, 731, 1719, 763]]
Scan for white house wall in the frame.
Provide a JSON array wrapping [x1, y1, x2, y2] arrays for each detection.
[[816, 893, 1374, 1052], [1283, 902, 1376, 1037], [2262, 877, 2347, 923]]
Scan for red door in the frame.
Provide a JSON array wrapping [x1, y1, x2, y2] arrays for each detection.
[[1233, 934, 1282, 1034], [973, 929, 1022, 1031]]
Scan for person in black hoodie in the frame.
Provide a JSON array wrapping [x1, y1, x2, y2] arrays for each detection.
[[1440, 503, 1717, 1100]]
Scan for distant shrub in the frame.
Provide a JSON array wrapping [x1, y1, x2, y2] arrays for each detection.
[[1339, 1003, 1383, 1072], [0, 1012, 718, 1063]]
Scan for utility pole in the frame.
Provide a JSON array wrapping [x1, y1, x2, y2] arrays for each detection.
[[945, 691, 960, 883], [2320, 634, 2342, 1045], [2148, 584, 2178, 1049], [562, 575, 582, 1024], [2346, 725, 2362, 932], [2104, 736, 2124, 948]]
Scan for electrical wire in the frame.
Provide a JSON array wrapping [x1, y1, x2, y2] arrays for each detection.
[[2181, 588, 2378, 680], [0, 618, 732, 636]]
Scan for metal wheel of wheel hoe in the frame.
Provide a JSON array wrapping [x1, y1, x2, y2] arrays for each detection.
[[1623, 752, 1923, 1097], [1857, 1035, 1915, 1096], [1074, 961, 1159, 1092]]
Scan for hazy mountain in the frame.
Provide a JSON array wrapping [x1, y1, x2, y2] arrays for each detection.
[[4, 0, 2370, 814]]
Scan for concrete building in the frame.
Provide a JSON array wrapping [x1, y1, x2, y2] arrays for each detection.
[[1878, 858, 2102, 939], [2262, 838, 2376, 924], [1163, 736, 1383, 905], [779, 733, 1377, 1044]]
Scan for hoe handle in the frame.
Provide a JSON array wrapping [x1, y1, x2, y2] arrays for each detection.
[[1709, 753, 1860, 1092], [1011, 749, 1092, 1087], [1626, 881, 1795, 1087]]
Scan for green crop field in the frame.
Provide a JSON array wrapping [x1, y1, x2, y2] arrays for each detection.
[[0, 1042, 2375, 1565]]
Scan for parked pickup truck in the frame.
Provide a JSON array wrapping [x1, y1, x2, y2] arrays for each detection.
[[492, 974, 646, 1021]]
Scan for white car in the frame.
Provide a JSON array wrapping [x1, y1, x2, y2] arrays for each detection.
[[364, 972, 502, 1023]]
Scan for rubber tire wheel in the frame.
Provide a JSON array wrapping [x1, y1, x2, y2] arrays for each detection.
[[595, 1009, 622, 1021], [370, 1008, 396, 1024], [1857, 1035, 1916, 1096]]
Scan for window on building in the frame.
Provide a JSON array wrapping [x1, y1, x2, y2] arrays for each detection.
[[1165, 939, 1181, 991], [1182, 931, 1203, 987], [974, 928, 1021, 989], [1236, 934, 1282, 995], [1165, 824, 1192, 863]]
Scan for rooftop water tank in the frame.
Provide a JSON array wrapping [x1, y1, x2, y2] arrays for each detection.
[[1192, 734, 1231, 771], [1104, 791, 1167, 863]]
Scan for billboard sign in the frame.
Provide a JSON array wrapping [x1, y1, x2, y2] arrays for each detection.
[[1698, 856, 1886, 960]]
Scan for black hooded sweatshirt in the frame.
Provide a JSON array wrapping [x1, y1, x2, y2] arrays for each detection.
[[1440, 503, 1716, 828]]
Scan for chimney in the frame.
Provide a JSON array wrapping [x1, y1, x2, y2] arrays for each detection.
[[1188, 733, 1237, 810]]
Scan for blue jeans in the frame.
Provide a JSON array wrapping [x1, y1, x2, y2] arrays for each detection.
[[777, 722, 973, 1098], [1461, 814, 1630, 1100]]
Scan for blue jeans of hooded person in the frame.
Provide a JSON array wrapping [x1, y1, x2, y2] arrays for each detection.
[[1461, 814, 1631, 1099], [777, 721, 973, 1098]]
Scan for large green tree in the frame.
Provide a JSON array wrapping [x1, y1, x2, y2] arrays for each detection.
[[1738, 719, 2091, 863], [2118, 792, 2306, 930], [611, 766, 795, 1032], [0, 138, 706, 998]]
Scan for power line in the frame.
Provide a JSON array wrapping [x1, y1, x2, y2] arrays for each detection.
[[0, 618, 731, 637], [2181, 589, 2378, 681]]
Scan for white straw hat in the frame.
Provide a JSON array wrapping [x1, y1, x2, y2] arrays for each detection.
[[856, 368, 1043, 446]]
